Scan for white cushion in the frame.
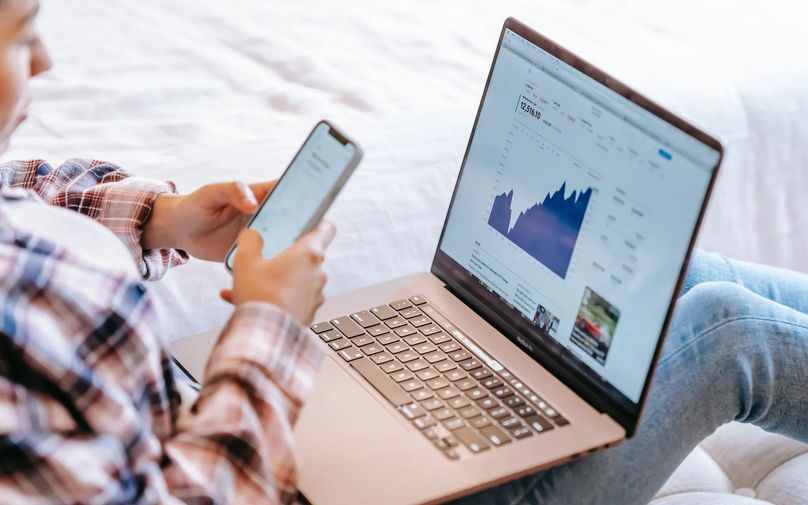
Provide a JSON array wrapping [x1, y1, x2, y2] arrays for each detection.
[[652, 423, 808, 505]]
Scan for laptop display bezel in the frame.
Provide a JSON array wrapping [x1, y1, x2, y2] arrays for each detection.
[[430, 17, 724, 436]]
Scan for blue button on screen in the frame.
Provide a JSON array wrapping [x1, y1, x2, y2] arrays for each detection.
[[658, 149, 672, 160]]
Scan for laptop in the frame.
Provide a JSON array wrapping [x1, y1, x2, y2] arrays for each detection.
[[171, 17, 724, 505]]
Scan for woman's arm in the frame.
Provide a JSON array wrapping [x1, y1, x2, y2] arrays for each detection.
[[0, 158, 188, 280]]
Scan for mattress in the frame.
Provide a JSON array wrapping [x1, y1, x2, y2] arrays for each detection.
[[5, 0, 808, 340]]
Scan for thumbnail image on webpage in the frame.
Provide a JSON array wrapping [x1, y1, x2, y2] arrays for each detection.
[[569, 287, 621, 365]]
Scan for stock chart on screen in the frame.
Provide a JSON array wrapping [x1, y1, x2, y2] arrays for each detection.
[[484, 117, 599, 280], [488, 182, 592, 278]]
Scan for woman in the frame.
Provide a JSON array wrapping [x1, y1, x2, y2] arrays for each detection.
[[2, 1, 807, 504]]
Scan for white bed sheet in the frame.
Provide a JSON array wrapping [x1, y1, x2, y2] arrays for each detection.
[[5, 0, 808, 340]]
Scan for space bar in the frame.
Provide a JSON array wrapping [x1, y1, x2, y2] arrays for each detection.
[[351, 358, 412, 406]]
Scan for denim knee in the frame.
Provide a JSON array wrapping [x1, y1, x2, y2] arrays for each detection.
[[668, 281, 762, 346]]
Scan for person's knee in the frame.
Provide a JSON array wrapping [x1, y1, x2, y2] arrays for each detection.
[[662, 282, 760, 360], [675, 281, 760, 330], [682, 249, 732, 295]]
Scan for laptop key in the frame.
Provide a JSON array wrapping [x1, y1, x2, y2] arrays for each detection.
[[471, 416, 493, 429], [500, 417, 522, 430], [492, 387, 514, 399], [331, 316, 365, 338], [460, 359, 483, 371], [481, 377, 503, 389], [391, 370, 414, 383], [310, 322, 333, 333], [386, 317, 407, 329], [411, 389, 434, 401], [446, 370, 468, 382], [459, 406, 481, 419], [465, 387, 488, 400], [401, 379, 424, 392], [447, 396, 470, 409], [319, 330, 342, 343], [351, 335, 376, 347], [449, 350, 471, 362], [423, 428, 439, 441], [489, 407, 510, 419], [386, 342, 410, 354], [433, 439, 450, 451], [476, 397, 499, 410], [416, 368, 440, 381], [362, 343, 384, 356], [421, 398, 444, 411], [409, 295, 427, 306], [329, 339, 352, 351], [480, 425, 511, 447], [443, 418, 466, 431], [426, 377, 451, 390], [515, 406, 537, 418], [391, 299, 413, 311], [510, 426, 534, 439], [424, 351, 447, 364], [440, 341, 462, 353], [421, 305, 449, 327], [433, 408, 455, 421], [339, 349, 364, 362], [406, 359, 429, 372], [371, 353, 394, 365], [454, 426, 490, 453], [471, 368, 493, 380], [414, 342, 437, 355], [409, 316, 432, 327], [429, 333, 452, 344], [368, 326, 390, 337], [444, 436, 458, 448], [504, 396, 525, 408], [524, 415, 554, 433], [403, 334, 428, 346], [350, 310, 381, 328], [413, 414, 436, 430], [397, 351, 418, 363], [400, 308, 422, 319], [420, 324, 442, 336], [351, 359, 413, 406], [394, 326, 418, 338], [381, 361, 404, 373], [555, 417, 571, 427], [377, 334, 399, 345], [400, 403, 426, 420], [456, 379, 477, 391], [371, 305, 398, 320], [444, 449, 460, 461], [435, 361, 457, 373], [437, 387, 460, 400]]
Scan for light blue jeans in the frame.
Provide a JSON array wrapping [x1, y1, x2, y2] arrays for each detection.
[[457, 249, 808, 505]]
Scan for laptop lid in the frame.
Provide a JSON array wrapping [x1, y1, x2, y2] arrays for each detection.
[[431, 18, 723, 436]]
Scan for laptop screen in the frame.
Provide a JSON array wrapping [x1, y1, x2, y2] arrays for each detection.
[[435, 26, 721, 415]]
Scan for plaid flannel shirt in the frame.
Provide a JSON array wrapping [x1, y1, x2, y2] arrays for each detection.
[[0, 159, 323, 504]]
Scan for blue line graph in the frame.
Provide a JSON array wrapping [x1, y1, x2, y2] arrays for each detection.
[[488, 182, 592, 279]]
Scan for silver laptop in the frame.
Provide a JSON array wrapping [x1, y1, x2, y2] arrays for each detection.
[[172, 17, 724, 505]]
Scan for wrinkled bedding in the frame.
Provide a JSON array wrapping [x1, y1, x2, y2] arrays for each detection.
[[5, 0, 808, 340]]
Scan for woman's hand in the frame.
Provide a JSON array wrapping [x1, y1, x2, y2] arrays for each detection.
[[222, 222, 336, 326], [142, 181, 276, 261]]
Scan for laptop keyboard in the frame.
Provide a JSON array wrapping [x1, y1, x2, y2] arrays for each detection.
[[310, 296, 570, 460]]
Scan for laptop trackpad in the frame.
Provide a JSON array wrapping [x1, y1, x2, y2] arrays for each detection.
[[295, 356, 408, 455]]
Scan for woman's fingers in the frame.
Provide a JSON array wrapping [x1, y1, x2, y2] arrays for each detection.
[[220, 289, 234, 304]]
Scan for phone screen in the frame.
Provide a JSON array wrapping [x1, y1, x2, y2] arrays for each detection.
[[226, 123, 357, 269]]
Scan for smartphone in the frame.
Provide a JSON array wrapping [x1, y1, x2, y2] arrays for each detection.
[[225, 120, 363, 271]]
